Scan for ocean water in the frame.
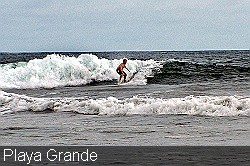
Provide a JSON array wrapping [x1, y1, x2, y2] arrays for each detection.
[[0, 51, 249, 145]]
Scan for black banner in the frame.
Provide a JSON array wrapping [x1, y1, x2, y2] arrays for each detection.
[[0, 146, 249, 165]]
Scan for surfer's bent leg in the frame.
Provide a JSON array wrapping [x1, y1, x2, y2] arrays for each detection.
[[117, 70, 123, 82], [123, 72, 127, 82]]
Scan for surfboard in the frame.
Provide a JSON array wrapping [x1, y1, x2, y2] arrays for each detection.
[[117, 70, 139, 85]]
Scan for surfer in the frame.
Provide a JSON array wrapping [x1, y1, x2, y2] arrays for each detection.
[[116, 59, 130, 83]]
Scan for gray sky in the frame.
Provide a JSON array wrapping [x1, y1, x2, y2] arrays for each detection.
[[1, 0, 249, 52]]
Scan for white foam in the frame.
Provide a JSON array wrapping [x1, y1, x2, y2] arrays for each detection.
[[60, 96, 250, 116], [0, 54, 161, 89], [1, 90, 249, 116], [0, 91, 54, 114]]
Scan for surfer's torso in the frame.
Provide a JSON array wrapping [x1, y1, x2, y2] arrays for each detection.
[[117, 63, 126, 72]]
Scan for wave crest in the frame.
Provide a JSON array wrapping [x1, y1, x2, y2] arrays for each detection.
[[0, 54, 161, 89]]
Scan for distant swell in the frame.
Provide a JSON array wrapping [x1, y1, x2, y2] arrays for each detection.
[[1, 91, 249, 117], [147, 60, 250, 85]]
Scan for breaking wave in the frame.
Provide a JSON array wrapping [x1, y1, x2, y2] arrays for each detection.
[[0, 54, 162, 89], [1, 91, 249, 117]]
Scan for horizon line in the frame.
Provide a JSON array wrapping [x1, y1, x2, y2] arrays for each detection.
[[1, 49, 249, 54]]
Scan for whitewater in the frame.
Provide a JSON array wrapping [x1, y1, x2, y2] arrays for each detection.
[[0, 54, 161, 89], [0, 51, 249, 146], [1, 91, 249, 117]]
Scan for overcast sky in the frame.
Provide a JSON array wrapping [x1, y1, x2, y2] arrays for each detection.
[[1, 0, 249, 52]]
